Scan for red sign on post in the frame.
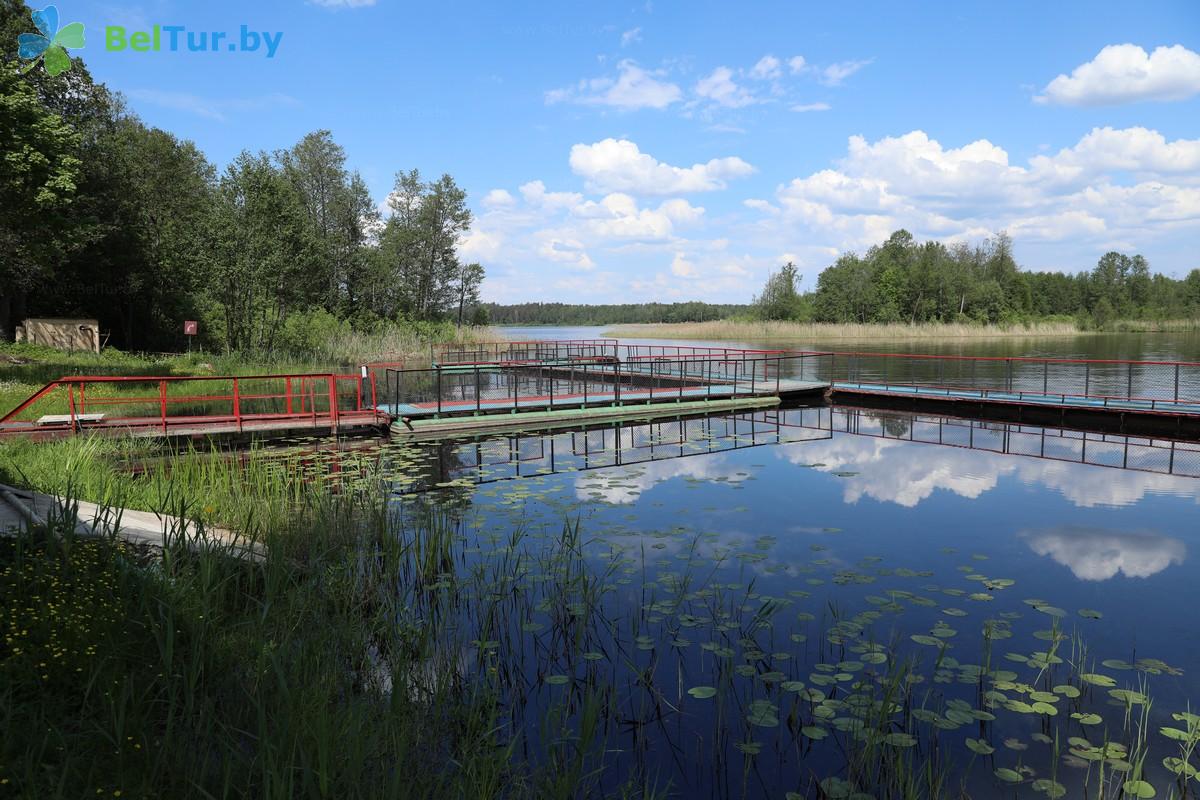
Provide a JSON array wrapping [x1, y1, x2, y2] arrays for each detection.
[[183, 320, 198, 336]]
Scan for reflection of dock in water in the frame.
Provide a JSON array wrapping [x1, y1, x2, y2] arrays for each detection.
[[414, 407, 833, 489], [414, 404, 1200, 493], [810, 407, 1200, 480]]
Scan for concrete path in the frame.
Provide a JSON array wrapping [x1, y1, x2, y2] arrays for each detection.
[[0, 483, 264, 560]]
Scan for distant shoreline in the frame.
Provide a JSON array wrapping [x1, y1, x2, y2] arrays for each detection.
[[600, 319, 1200, 341]]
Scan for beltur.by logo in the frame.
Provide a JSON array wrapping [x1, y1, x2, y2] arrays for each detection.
[[105, 25, 283, 59], [17, 5, 85, 76]]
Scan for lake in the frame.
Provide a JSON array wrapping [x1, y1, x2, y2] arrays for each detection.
[[498, 324, 1200, 362], [367, 329, 1200, 798]]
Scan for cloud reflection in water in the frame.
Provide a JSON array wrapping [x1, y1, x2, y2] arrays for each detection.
[[1021, 525, 1186, 580], [776, 435, 1200, 509]]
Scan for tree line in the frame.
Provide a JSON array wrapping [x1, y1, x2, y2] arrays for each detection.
[[481, 301, 749, 326], [754, 230, 1200, 326], [1, 1, 484, 352]]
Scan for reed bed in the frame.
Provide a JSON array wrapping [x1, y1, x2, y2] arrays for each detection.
[[603, 320, 1086, 341]]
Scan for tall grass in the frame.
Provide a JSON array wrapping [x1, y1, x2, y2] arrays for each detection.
[[603, 320, 1086, 341], [0, 494, 526, 799], [0, 436, 383, 535], [1101, 319, 1200, 333]]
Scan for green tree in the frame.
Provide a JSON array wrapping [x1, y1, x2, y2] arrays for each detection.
[[754, 262, 803, 320], [0, 68, 81, 339], [452, 262, 485, 326], [378, 171, 474, 321], [205, 152, 319, 351]]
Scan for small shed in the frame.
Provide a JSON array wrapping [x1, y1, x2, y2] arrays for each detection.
[[15, 318, 104, 353]]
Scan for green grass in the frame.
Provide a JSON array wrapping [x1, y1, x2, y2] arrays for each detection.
[[0, 496, 524, 799], [0, 436, 381, 535]]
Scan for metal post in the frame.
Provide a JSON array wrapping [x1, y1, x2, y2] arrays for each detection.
[[233, 378, 241, 432], [436, 368, 443, 415], [475, 367, 481, 413], [1084, 363, 1091, 397], [1006, 359, 1012, 393], [1127, 362, 1133, 400], [328, 377, 339, 434], [1043, 361, 1048, 395], [1174, 364, 1180, 403], [160, 380, 167, 433]]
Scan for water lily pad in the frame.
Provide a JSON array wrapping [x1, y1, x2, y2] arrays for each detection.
[[1122, 780, 1155, 798], [687, 686, 717, 699], [1162, 757, 1198, 778], [802, 725, 828, 740], [746, 699, 779, 727], [1082, 673, 1117, 687], [546, 674, 570, 685], [885, 732, 916, 747], [1160, 726, 1195, 742], [966, 737, 994, 755], [1032, 779, 1067, 798], [1109, 689, 1148, 705], [1078, 608, 1103, 619], [995, 768, 1023, 783]]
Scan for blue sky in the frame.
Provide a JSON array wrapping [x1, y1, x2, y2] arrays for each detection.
[[55, 0, 1200, 302]]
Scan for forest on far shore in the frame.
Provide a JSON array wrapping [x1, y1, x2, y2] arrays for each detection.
[[486, 230, 1200, 329]]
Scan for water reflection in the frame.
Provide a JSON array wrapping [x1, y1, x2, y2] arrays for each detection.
[[1022, 525, 1187, 580], [410, 409, 832, 493], [773, 408, 1200, 509]]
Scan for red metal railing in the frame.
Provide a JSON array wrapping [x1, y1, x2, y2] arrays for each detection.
[[0, 372, 388, 437], [432, 339, 619, 366]]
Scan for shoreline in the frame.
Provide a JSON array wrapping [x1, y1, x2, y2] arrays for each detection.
[[600, 320, 1200, 341]]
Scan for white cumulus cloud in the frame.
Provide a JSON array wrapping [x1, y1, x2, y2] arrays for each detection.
[[568, 138, 755, 195], [1036, 44, 1200, 106], [755, 126, 1200, 252]]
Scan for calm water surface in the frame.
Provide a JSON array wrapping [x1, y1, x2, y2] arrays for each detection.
[[498, 324, 1200, 362], [373, 399, 1200, 798]]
